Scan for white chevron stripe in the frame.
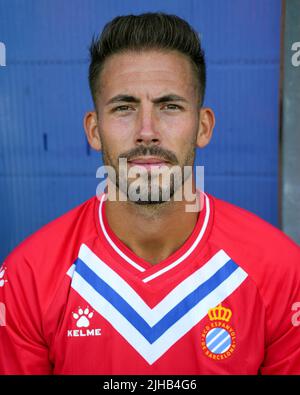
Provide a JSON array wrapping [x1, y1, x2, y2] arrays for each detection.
[[77, 244, 234, 326], [70, 266, 248, 364], [98, 192, 210, 281], [67, 264, 76, 277]]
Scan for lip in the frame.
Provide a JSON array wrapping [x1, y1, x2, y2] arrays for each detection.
[[128, 157, 169, 170], [128, 157, 169, 164]]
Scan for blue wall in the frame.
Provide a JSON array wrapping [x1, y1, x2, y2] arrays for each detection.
[[0, 0, 282, 261]]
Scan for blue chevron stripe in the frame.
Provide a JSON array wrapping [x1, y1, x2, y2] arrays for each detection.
[[74, 257, 239, 343]]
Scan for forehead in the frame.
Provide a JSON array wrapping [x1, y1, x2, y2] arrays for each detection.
[[98, 49, 197, 100]]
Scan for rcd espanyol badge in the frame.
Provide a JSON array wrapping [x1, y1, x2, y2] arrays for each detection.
[[201, 303, 236, 360]]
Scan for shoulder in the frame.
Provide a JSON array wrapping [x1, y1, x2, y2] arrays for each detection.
[[208, 193, 300, 290], [2, 196, 99, 281], [210, 193, 300, 261]]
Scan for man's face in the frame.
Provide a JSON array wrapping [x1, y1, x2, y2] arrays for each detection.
[[95, 49, 201, 204]]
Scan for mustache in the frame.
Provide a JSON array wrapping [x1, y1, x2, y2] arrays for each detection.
[[118, 146, 178, 165]]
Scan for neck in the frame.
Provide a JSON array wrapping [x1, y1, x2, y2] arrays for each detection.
[[104, 187, 201, 266]]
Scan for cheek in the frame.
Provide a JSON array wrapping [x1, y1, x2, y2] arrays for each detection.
[[163, 117, 197, 149], [100, 118, 134, 155]]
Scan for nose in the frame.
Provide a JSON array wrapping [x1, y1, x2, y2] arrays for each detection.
[[135, 104, 160, 146]]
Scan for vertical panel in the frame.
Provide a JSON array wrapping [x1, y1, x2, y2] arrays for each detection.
[[281, 0, 300, 244]]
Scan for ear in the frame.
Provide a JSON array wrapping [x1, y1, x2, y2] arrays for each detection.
[[196, 107, 215, 148], [83, 111, 102, 151]]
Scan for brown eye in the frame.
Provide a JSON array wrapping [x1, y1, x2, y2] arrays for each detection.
[[114, 105, 135, 112], [162, 104, 181, 110]]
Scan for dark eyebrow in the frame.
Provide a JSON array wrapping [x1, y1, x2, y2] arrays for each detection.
[[152, 94, 188, 104], [106, 94, 188, 106], [106, 95, 140, 105]]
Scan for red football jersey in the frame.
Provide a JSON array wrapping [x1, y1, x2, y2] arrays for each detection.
[[1, 192, 300, 374]]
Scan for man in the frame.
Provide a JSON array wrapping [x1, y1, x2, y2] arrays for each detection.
[[1, 12, 300, 375]]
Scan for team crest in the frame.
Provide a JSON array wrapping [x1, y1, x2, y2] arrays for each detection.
[[201, 303, 236, 360]]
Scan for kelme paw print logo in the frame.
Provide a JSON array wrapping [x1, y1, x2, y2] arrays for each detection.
[[72, 307, 94, 328], [0, 266, 7, 287]]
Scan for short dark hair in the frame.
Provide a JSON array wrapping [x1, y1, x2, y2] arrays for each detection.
[[88, 12, 206, 107]]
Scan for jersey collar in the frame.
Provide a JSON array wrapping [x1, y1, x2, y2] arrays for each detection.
[[96, 190, 213, 283]]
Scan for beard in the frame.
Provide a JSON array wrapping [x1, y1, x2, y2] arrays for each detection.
[[101, 142, 196, 205]]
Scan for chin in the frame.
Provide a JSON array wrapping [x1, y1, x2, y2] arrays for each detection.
[[129, 190, 176, 205], [132, 199, 167, 206]]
